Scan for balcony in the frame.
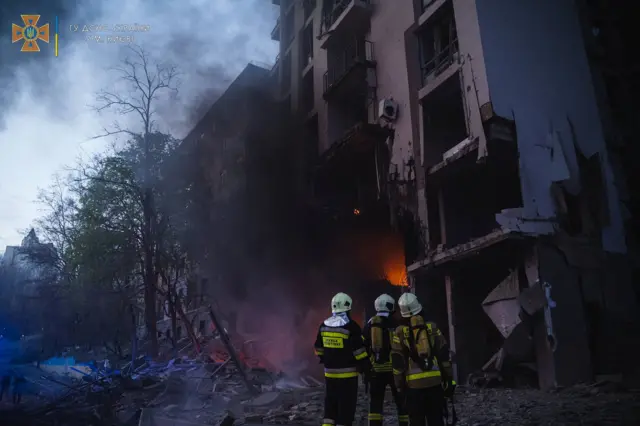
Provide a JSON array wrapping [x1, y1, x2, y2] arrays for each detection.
[[421, 38, 459, 86], [271, 17, 280, 41], [323, 39, 375, 99], [320, 0, 372, 49]]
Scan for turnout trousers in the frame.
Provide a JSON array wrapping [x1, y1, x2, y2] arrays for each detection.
[[323, 376, 359, 426], [406, 386, 445, 426], [368, 372, 408, 426]]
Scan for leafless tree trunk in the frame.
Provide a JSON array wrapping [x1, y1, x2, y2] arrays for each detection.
[[92, 44, 179, 356]]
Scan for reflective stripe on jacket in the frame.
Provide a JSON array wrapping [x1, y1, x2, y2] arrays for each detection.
[[314, 314, 370, 378]]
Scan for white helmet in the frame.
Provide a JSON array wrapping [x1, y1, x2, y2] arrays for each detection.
[[331, 292, 353, 313], [374, 294, 395, 313], [398, 292, 422, 317]]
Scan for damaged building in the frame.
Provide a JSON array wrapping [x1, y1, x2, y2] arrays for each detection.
[[270, 0, 640, 389], [175, 62, 314, 372]]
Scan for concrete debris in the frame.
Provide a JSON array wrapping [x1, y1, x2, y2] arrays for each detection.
[[215, 382, 640, 426], [3, 351, 639, 425], [482, 269, 522, 339]]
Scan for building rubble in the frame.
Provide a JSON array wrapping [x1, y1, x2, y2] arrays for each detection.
[[2, 307, 638, 425], [2, 331, 639, 426]]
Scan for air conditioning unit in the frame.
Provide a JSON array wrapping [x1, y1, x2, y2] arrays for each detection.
[[378, 98, 399, 121]]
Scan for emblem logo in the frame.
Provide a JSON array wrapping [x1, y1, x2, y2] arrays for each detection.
[[12, 15, 50, 52]]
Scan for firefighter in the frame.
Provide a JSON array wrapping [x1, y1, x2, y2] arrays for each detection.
[[390, 293, 456, 426], [362, 294, 409, 426], [314, 292, 371, 426]]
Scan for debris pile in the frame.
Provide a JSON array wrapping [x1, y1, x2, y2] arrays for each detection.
[[236, 382, 640, 426], [2, 351, 639, 425], [3, 303, 638, 426]]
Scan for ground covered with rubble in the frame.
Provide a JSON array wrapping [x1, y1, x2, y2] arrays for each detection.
[[1, 348, 638, 425], [238, 382, 640, 426]]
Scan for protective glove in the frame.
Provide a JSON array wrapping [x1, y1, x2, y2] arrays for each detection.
[[442, 379, 456, 398]]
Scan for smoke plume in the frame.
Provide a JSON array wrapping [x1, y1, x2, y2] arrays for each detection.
[[0, 0, 278, 248]]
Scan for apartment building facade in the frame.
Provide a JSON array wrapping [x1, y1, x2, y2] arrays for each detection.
[[271, 0, 638, 388]]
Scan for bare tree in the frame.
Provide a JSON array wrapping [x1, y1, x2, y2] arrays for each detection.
[[28, 175, 78, 283], [92, 44, 180, 356]]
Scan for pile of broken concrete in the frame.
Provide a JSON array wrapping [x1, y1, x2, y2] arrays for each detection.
[[3, 349, 639, 426]]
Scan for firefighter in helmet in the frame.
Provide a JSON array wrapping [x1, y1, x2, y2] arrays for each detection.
[[314, 292, 371, 426], [390, 293, 456, 426], [362, 294, 409, 426]]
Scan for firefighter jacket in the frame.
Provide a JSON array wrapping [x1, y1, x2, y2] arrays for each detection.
[[362, 313, 396, 374], [314, 312, 371, 379], [390, 315, 453, 389]]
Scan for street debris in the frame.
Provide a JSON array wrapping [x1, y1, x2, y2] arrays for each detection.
[[2, 349, 639, 425], [2, 309, 639, 426]]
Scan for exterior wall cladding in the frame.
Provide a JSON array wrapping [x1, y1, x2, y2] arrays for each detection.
[[272, 0, 638, 389]]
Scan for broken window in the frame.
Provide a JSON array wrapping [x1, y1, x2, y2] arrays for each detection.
[[199, 320, 206, 334], [176, 326, 182, 340], [426, 153, 523, 248], [421, 72, 468, 168], [417, 2, 458, 85]]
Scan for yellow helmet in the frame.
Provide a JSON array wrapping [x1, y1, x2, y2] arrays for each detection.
[[331, 292, 353, 313], [398, 292, 422, 317], [374, 294, 395, 313]]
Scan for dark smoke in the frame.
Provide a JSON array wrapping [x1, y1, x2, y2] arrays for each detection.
[[0, 0, 278, 247], [0, 0, 279, 132], [0, 0, 81, 129], [170, 95, 406, 375]]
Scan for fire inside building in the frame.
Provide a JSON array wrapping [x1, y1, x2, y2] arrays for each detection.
[[175, 0, 639, 389]]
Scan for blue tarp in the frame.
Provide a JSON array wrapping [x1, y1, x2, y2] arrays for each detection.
[[41, 356, 77, 366]]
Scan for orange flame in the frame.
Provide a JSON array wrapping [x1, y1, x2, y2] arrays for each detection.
[[344, 231, 408, 286]]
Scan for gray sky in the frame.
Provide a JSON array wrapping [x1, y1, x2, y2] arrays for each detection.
[[0, 0, 278, 249]]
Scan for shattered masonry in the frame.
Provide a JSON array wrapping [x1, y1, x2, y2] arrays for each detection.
[[272, 0, 640, 392]]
